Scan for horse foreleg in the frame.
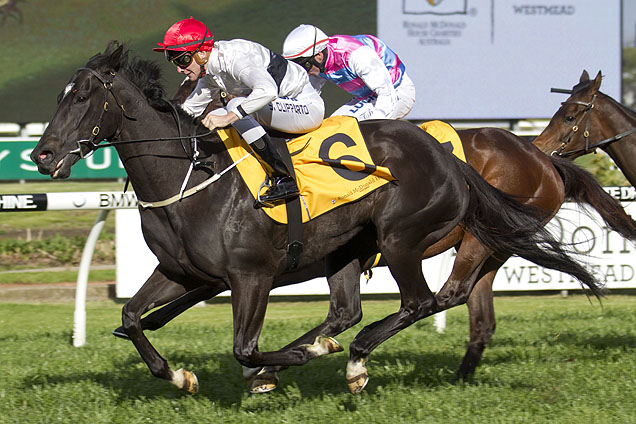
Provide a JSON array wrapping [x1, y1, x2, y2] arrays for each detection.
[[113, 284, 220, 338], [121, 268, 198, 394], [230, 272, 348, 380]]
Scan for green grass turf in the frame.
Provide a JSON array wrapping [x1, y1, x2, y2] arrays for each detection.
[[1, 294, 635, 423]]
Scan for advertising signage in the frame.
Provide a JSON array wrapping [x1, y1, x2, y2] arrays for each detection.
[[378, 0, 621, 120], [0, 139, 126, 180]]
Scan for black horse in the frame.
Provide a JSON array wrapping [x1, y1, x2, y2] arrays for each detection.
[[31, 42, 600, 395]]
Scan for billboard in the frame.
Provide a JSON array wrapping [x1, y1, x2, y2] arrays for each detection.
[[0, 139, 126, 180], [378, 0, 622, 119], [116, 187, 636, 297]]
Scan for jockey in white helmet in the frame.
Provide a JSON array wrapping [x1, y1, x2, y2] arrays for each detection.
[[282, 24, 415, 121]]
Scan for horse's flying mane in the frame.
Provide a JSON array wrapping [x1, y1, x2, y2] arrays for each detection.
[[85, 41, 172, 112]]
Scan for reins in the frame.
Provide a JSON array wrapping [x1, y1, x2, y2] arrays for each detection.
[[549, 88, 636, 157]]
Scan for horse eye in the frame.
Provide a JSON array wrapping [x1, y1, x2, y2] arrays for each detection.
[[565, 116, 575, 123], [77, 95, 88, 103]]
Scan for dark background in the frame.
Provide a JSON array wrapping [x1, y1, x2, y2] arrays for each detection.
[[0, 0, 376, 123]]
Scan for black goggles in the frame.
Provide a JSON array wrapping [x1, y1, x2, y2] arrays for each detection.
[[165, 49, 196, 68], [292, 56, 313, 71]]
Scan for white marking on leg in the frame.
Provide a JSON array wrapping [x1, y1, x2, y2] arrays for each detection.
[[171, 368, 185, 389], [346, 358, 368, 381]]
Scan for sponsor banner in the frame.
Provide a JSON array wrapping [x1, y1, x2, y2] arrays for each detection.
[[115, 188, 636, 297], [0, 139, 126, 180], [377, 0, 621, 120], [494, 201, 636, 290], [0, 192, 138, 212]]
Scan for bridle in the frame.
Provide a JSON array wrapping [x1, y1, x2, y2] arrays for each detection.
[[550, 88, 636, 157], [550, 92, 596, 157], [68, 67, 135, 159], [69, 67, 214, 160]]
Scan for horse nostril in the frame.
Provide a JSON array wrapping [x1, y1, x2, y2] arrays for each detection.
[[36, 150, 54, 164]]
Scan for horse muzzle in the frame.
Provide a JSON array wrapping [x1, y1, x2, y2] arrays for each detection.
[[30, 138, 81, 179]]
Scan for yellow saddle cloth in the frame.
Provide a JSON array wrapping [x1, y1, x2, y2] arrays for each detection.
[[419, 120, 466, 162], [218, 116, 395, 224]]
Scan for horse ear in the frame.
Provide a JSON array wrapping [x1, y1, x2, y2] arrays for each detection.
[[579, 70, 590, 83], [591, 70, 602, 92], [108, 44, 125, 72]]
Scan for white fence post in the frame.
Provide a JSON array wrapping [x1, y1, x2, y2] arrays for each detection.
[[0, 191, 138, 347], [73, 209, 110, 347]]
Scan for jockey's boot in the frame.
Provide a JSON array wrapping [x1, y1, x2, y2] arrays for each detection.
[[250, 135, 299, 206]]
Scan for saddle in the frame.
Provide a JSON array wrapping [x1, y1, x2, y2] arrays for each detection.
[[218, 116, 396, 270]]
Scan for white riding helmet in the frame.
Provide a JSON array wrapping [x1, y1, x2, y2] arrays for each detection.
[[282, 24, 329, 61]]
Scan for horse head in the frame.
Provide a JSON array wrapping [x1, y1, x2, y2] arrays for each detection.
[[533, 70, 603, 158], [30, 42, 148, 178]]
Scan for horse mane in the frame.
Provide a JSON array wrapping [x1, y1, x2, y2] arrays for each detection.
[[85, 41, 173, 112], [568, 75, 636, 119], [603, 90, 636, 118]]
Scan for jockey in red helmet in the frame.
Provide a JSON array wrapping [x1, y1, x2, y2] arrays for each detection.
[[155, 17, 325, 207], [153, 17, 214, 77]]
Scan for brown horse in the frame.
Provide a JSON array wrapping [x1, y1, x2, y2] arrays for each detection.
[[116, 75, 636, 390], [534, 70, 636, 187]]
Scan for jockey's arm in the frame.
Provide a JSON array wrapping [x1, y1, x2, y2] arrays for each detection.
[[201, 110, 239, 130], [199, 66, 278, 131], [349, 46, 398, 119], [229, 65, 278, 119]]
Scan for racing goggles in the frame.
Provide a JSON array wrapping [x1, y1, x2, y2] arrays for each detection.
[[165, 49, 196, 68], [292, 56, 314, 72]]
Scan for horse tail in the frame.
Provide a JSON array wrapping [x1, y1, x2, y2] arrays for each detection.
[[549, 155, 636, 242], [454, 158, 603, 298]]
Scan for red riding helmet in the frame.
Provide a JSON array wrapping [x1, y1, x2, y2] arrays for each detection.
[[153, 17, 214, 53]]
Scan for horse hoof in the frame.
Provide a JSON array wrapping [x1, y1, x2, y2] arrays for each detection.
[[173, 368, 199, 394], [249, 373, 279, 394], [346, 373, 369, 394], [111, 326, 129, 340], [346, 358, 369, 394]]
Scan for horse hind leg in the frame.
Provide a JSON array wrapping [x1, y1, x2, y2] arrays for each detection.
[[346, 250, 437, 394], [121, 268, 199, 394], [434, 232, 492, 310]]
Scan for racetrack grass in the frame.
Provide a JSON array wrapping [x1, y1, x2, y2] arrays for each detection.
[[0, 268, 114, 285], [1, 294, 636, 423]]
